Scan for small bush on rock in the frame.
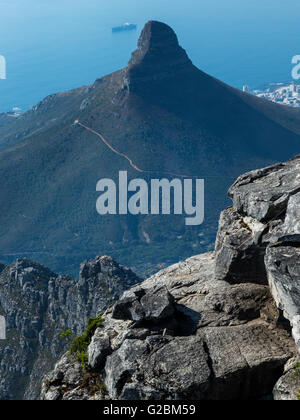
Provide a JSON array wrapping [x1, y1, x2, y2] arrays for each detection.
[[293, 362, 300, 380], [68, 313, 104, 368], [59, 330, 73, 340]]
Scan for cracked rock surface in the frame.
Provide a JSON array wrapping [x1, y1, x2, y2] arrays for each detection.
[[41, 254, 296, 400], [215, 156, 300, 358]]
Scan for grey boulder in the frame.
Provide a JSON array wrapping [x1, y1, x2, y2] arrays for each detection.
[[88, 329, 111, 370], [215, 207, 268, 284], [265, 245, 300, 351], [228, 157, 300, 223], [112, 286, 175, 322]]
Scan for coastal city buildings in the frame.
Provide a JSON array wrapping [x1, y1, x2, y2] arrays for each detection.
[[250, 82, 300, 108]]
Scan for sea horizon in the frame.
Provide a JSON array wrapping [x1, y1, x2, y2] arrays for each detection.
[[0, 0, 300, 113]]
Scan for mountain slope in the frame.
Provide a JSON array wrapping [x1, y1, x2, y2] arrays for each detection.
[[0, 21, 299, 276]]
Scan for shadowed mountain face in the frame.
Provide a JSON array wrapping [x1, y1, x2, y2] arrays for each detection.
[[0, 21, 299, 276]]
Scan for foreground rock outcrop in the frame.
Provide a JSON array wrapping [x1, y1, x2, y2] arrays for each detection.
[[41, 155, 300, 401], [41, 253, 296, 400], [0, 256, 140, 400], [215, 156, 300, 350]]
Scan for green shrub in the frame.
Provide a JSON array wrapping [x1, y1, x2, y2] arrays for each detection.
[[68, 313, 104, 369], [69, 334, 89, 355], [59, 330, 73, 340], [77, 352, 88, 370], [93, 383, 108, 395], [293, 362, 300, 380], [99, 383, 108, 395]]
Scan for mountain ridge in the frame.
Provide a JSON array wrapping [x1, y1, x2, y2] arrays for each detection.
[[0, 21, 299, 277], [0, 255, 140, 399]]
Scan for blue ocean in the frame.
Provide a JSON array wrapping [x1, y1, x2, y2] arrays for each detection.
[[0, 0, 300, 113]]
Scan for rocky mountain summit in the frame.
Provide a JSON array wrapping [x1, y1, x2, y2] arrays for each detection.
[[124, 20, 193, 95], [41, 155, 300, 401], [0, 256, 140, 400]]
